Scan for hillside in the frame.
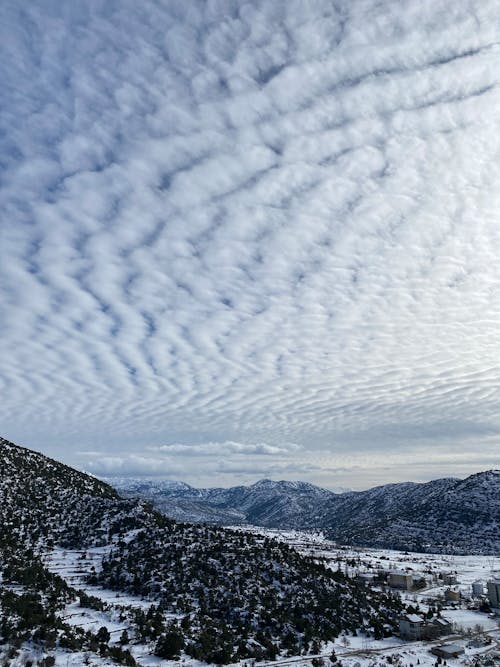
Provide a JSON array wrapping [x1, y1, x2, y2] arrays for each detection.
[[0, 437, 405, 664], [316, 471, 500, 554], [109, 471, 500, 554], [0, 436, 155, 551]]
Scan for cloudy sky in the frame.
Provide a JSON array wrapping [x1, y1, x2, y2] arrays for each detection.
[[2, 0, 500, 490]]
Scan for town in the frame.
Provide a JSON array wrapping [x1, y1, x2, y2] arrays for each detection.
[[241, 528, 500, 666]]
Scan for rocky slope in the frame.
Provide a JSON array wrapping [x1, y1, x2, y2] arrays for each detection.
[[0, 436, 154, 550]]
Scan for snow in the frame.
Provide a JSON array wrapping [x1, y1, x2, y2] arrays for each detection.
[[7, 506, 500, 667], [38, 545, 193, 667], [34, 531, 500, 667], [406, 614, 423, 623], [226, 527, 500, 667], [43, 544, 156, 609], [0, 645, 118, 667], [441, 609, 498, 631], [248, 528, 500, 588]]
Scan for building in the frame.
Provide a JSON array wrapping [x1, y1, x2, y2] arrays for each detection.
[[399, 615, 452, 641], [431, 644, 465, 659], [472, 580, 484, 596], [445, 587, 461, 602], [443, 573, 457, 585], [389, 570, 413, 590], [428, 617, 453, 637], [357, 572, 375, 585], [412, 574, 428, 589], [487, 577, 500, 608], [399, 614, 423, 640]]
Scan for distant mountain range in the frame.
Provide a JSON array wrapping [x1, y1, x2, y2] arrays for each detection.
[[107, 471, 500, 554], [105, 477, 345, 526]]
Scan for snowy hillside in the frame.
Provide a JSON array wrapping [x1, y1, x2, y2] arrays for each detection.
[[318, 471, 500, 554], [108, 471, 500, 554], [0, 436, 406, 665]]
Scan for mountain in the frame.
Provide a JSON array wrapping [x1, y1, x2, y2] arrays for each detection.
[[108, 471, 500, 554], [318, 470, 500, 554], [107, 476, 336, 525], [0, 436, 404, 664]]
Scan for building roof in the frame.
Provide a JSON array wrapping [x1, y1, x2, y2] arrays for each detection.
[[435, 644, 464, 654], [390, 569, 411, 577], [405, 614, 422, 623], [432, 617, 451, 626]]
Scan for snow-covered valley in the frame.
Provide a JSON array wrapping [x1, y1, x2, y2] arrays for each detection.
[[6, 536, 499, 667]]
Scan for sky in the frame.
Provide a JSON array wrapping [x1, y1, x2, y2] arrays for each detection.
[[1, 0, 500, 491]]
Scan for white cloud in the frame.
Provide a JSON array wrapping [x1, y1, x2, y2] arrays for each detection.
[[151, 441, 302, 456], [84, 454, 187, 478], [1, 0, 500, 489]]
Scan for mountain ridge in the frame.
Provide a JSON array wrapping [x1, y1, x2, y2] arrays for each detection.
[[106, 469, 500, 554]]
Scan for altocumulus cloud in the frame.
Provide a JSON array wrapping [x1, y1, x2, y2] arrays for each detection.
[[1, 0, 500, 488]]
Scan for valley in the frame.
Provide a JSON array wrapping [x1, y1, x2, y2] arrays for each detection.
[[5, 534, 500, 667], [0, 437, 405, 667], [0, 437, 498, 667]]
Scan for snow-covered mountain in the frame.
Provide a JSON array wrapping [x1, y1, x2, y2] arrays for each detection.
[[315, 471, 500, 554], [0, 436, 404, 663], [105, 476, 336, 525], [108, 471, 500, 554]]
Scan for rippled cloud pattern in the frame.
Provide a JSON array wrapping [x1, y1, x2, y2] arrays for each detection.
[[1, 0, 500, 487]]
